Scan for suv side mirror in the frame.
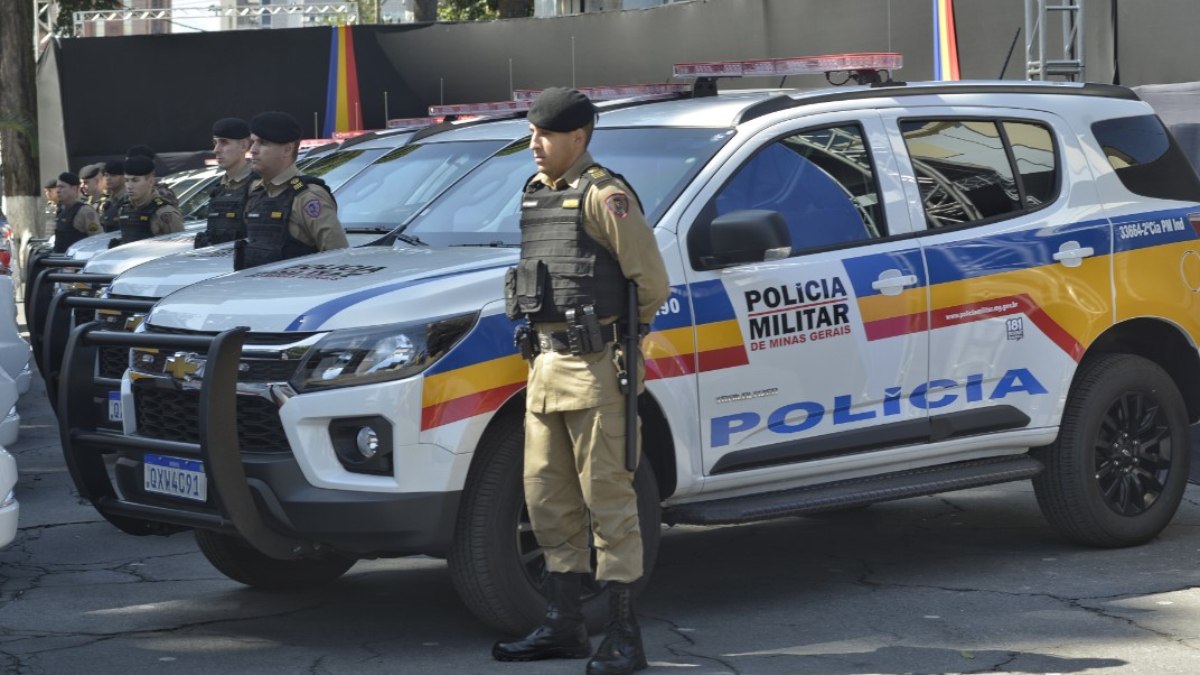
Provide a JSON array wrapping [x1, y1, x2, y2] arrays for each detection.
[[705, 209, 792, 267]]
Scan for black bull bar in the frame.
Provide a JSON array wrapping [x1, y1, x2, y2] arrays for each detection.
[[27, 256, 96, 376], [40, 276, 134, 409], [59, 323, 313, 560]]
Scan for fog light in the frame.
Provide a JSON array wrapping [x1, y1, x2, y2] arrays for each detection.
[[356, 426, 380, 459]]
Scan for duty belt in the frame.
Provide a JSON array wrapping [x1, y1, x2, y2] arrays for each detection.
[[536, 323, 622, 355]]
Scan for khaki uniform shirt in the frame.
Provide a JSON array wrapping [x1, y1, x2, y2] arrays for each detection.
[[249, 164, 348, 252], [67, 202, 103, 236], [127, 193, 184, 235], [525, 152, 671, 413], [222, 163, 255, 191]]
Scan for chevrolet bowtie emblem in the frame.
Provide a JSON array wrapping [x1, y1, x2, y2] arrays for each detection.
[[163, 352, 204, 381]]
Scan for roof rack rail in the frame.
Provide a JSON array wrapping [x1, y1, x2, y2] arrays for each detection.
[[734, 81, 1139, 126], [673, 52, 904, 97]]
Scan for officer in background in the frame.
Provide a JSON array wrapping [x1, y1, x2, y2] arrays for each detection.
[[196, 117, 256, 249], [240, 111, 347, 269], [113, 154, 183, 245], [495, 88, 669, 675], [126, 145, 180, 207], [52, 172, 102, 253], [42, 179, 58, 235], [79, 164, 104, 208], [98, 160, 127, 233]]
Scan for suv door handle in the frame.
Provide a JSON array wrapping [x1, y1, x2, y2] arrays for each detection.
[[871, 270, 918, 296], [1052, 241, 1094, 268]]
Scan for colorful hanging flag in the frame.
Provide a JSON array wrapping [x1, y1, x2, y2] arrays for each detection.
[[323, 25, 362, 137], [933, 0, 961, 81]]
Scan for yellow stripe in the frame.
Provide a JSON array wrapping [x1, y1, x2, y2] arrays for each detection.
[[643, 326, 692, 361], [1114, 242, 1200, 336], [422, 354, 526, 407], [856, 287, 926, 323], [696, 320, 743, 351]]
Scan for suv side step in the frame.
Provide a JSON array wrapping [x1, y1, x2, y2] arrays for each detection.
[[663, 455, 1043, 526]]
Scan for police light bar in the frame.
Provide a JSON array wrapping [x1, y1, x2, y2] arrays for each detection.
[[429, 100, 530, 117], [332, 130, 373, 140], [672, 52, 903, 79], [386, 116, 439, 130], [511, 83, 692, 102]]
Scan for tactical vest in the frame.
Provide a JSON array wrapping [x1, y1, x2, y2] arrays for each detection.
[[99, 194, 125, 233], [510, 165, 628, 323], [205, 173, 256, 245], [53, 202, 87, 253], [240, 175, 331, 270], [116, 197, 168, 244]]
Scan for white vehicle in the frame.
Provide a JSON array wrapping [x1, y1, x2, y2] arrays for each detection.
[[29, 128, 430, 384], [0, 274, 32, 397], [0, 445, 17, 549], [41, 120, 527, 418], [60, 57, 1200, 634]]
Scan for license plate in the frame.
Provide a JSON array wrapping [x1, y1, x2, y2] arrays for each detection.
[[144, 454, 207, 502], [107, 391, 122, 422]]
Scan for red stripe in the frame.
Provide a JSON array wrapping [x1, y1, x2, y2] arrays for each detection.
[[863, 312, 928, 340], [421, 381, 524, 430], [864, 293, 1083, 361], [646, 354, 695, 380], [944, 0, 960, 80], [698, 345, 749, 372]]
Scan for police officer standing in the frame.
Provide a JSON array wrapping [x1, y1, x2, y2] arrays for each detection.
[[197, 117, 256, 248], [240, 111, 347, 269], [52, 172, 102, 253], [98, 160, 126, 233], [114, 154, 183, 245], [495, 88, 669, 675], [79, 164, 104, 208]]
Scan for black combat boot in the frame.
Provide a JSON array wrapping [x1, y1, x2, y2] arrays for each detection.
[[492, 572, 591, 661], [586, 582, 647, 674]]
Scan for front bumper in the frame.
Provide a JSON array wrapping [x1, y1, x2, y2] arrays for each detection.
[[59, 324, 460, 559]]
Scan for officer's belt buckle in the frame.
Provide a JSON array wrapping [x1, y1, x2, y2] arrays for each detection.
[[537, 332, 571, 354]]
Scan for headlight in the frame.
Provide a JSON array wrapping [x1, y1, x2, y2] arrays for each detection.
[[290, 312, 478, 392]]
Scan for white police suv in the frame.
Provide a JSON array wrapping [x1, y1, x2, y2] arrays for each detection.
[[59, 54, 1200, 634]]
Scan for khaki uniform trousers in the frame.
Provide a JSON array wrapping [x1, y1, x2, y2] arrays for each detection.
[[524, 398, 643, 583]]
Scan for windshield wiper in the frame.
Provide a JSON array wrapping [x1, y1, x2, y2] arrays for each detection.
[[394, 232, 427, 247]]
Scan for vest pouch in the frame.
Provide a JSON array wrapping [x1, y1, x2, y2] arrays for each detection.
[[514, 258, 548, 315], [504, 266, 520, 319]]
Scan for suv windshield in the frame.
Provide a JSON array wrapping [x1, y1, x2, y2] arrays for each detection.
[[303, 147, 392, 191], [335, 140, 509, 232], [405, 127, 733, 247]]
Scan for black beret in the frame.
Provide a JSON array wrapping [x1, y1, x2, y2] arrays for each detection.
[[58, 171, 80, 186], [212, 117, 250, 140], [250, 111, 304, 144], [126, 144, 156, 159], [79, 163, 102, 180], [44, 178, 58, 190], [103, 159, 125, 175], [528, 87, 597, 132], [123, 155, 155, 176]]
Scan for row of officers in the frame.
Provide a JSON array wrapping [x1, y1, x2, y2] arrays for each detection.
[[50, 111, 347, 270]]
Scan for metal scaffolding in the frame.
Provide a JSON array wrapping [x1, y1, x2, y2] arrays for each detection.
[[1025, 0, 1085, 81], [70, 3, 361, 36]]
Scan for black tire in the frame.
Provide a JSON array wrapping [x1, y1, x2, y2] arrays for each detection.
[[194, 530, 356, 589], [1032, 354, 1191, 547], [448, 412, 662, 635]]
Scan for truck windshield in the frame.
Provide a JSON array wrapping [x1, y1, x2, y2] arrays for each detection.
[[403, 127, 733, 247], [335, 140, 509, 232]]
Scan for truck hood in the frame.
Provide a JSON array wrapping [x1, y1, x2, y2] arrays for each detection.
[[146, 245, 518, 333], [107, 232, 381, 299], [82, 224, 207, 274]]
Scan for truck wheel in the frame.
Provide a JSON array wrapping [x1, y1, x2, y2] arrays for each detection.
[[448, 412, 662, 635], [1032, 354, 1190, 547], [194, 530, 355, 589]]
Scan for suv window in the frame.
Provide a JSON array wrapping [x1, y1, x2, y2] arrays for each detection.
[[1092, 114, 1200, 202], [691, 124, 885, 267], [901, 118, 1059, 229]]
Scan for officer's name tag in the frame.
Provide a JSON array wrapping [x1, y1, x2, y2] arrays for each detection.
[[561, 198, 580, 209]]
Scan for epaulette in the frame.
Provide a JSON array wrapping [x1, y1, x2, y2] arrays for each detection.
[[152, 197, 166, 207], [585, 165, 615, 187]]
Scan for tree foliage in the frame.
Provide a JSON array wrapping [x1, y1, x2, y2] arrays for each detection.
[[439, 0, 533, 21], [55, 0, 120, 36]]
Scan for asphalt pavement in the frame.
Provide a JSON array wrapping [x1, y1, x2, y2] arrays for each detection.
[[3, 354, 1200, 673]]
